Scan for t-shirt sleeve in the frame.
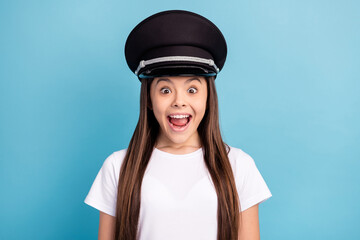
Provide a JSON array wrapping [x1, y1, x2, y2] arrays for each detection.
[[235, 151, 272, 212], [84, 152, 118, 217]]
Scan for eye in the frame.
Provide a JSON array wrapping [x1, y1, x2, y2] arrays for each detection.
[[188, 87, 198, 94], [160, 87, 171, 94]]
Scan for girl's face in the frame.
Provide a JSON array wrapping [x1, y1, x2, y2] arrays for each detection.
[[149, 75, 208, 148]]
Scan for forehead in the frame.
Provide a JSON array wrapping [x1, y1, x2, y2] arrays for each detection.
[[152, 76, 206, 86]]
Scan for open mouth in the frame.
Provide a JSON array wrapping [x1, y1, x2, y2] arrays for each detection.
[[167, 115, 192, 130]]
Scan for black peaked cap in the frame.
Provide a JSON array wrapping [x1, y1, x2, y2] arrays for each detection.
[[124, 10, 227, 81]]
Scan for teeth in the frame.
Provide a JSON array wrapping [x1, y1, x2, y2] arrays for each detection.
[[169, 114, 190, 119]]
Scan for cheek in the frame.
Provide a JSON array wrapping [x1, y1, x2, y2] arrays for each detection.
[[151, 99, 167, 120], [194, 102, 207, 118], [199, 95, 208, 110]]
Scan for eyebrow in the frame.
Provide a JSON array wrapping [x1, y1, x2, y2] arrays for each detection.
[[155, 77, 202, 86]]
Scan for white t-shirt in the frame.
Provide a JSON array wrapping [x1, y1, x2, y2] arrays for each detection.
[[84, 146, 272, 239]]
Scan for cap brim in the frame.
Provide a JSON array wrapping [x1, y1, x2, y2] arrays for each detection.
[[138, 60, 218, 78], [138, 65, 217, 78]]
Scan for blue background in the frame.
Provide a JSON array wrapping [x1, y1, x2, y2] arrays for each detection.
[[1, 0, 359, 239]]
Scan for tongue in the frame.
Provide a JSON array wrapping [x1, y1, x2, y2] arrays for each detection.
[[170, 117, 188, 126]]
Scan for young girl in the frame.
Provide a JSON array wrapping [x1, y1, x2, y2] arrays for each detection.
[[84, 10, 272, 240]]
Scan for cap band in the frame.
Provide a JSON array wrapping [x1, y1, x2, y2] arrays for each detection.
[[134, 56, 220, 76]]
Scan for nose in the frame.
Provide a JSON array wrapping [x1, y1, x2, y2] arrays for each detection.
[[172, 91, 187, 108]]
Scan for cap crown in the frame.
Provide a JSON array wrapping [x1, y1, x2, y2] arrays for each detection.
[[124, 10, 227, 80]]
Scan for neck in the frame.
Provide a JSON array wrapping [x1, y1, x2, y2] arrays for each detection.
[[155, 131, 202, 151]]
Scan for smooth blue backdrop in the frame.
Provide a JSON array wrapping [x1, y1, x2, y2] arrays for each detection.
[[1, 0, 359, 239]]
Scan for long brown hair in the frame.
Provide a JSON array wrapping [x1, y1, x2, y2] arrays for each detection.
[[114, 76, 241, 240]]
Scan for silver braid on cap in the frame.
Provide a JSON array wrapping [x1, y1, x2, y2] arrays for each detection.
[[134, 56, 220, 76]]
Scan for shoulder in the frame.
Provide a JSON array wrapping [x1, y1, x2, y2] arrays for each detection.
[[227, 145, 254, 163], [226, 145, 257, 174], [108, 148, 128, 169], [99, 148, 128, 174], [96, 148, 128, 184], [112, 148, 128, 162]]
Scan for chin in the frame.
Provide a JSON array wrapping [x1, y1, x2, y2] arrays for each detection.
[[161, 128, 193, 144], [165, 132, 189, 143], [169, 136, 190, 144]]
